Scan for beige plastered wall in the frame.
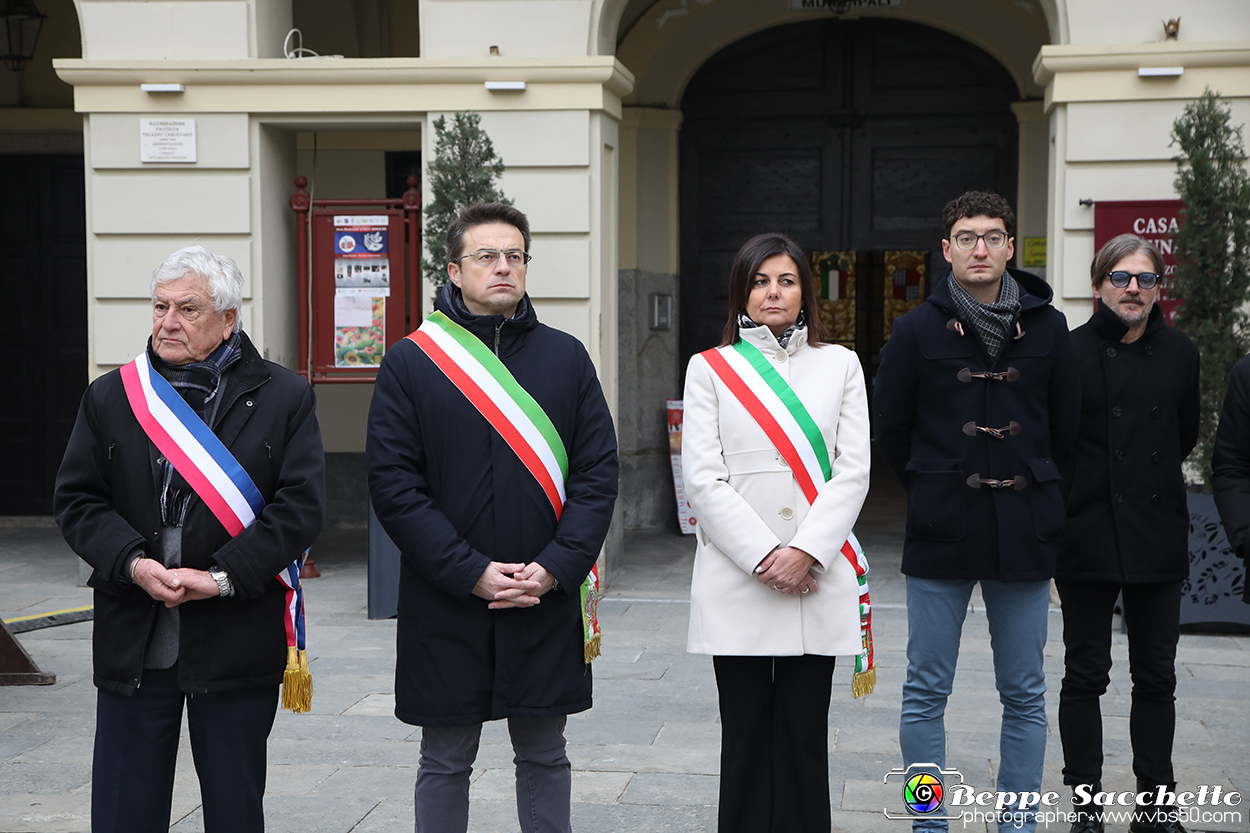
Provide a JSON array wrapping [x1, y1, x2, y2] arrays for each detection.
[[1035, 37, 1250, 325], [56, 51, 634, 458]]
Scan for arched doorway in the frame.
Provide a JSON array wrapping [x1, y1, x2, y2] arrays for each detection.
[[679, 17, 1020, 379]]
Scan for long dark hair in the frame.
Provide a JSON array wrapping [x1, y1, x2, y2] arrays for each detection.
[[718, 233, 827, 347]]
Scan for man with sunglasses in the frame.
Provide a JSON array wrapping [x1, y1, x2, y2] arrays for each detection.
[[1056, 233, 1199, 833], [875, 190, 1080, 833], [367, 202, 619, 833]]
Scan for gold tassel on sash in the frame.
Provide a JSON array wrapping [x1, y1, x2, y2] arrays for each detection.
[[282, 646, 313, 713], [851, 667, 876, 699], [583, 632, 601, 664]]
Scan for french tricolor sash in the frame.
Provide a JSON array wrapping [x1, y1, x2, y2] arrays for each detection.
[[700, 341, 875, 697], [408, 311, 601, 662], [120, 349, 313, 712]]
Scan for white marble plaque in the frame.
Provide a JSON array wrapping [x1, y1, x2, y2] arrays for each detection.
[[140, 118, 197, 163]]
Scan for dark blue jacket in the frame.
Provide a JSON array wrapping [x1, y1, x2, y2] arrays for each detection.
[[874, 268, 1081, 580], [367, 286, 619, 727]]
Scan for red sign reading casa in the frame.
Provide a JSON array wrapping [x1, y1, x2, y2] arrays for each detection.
[[1094, 199, 1183, 324]]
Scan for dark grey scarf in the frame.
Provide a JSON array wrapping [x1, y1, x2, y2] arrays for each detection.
[[945, 273, 1021, 360], [149, 330, 244, 526]]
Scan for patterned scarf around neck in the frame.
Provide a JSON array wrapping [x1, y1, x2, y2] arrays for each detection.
[[149, 330, 244, 526], [149, 330, 244, 414], [737, 309, 806, 348], [945, 273, 1021, 360]]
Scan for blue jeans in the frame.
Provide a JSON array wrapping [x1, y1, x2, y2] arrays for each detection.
[[899, 577, 1049, 832], [414, 716, 571, 833]]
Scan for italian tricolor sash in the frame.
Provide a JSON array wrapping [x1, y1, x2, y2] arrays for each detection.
[[120, 349, 313, 713], [408, 311, 601, 662], [700, 341, 875, 697]]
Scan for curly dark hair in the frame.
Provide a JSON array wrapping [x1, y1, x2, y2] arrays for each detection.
[[941, 191, 1016, 238]]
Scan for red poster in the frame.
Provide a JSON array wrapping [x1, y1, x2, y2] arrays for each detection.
[[1093, 199, 1183, 323]]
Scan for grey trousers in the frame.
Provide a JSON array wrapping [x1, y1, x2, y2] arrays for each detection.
[[414, 715, 572, 833]]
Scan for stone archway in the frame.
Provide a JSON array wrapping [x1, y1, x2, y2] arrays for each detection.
[[677, 16, 1022, 373]]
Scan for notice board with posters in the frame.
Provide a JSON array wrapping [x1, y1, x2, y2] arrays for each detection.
[[1093, 199, 1183, 324], [306, 209, 412, 379]]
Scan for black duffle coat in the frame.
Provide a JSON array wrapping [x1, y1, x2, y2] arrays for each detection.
[[874, 268, 1081, 581], [1057, 302, 1199, 583], [367, 287, 619, 728], [53, 333, 326, 696]]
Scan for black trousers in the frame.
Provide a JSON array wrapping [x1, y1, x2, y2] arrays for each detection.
[[1056, 580, 1183, 789], [712, 654, 836, 833], [92, 665, 279, 833]]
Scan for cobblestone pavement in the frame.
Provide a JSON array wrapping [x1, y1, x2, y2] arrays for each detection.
[[2, 498, 1247, 832]]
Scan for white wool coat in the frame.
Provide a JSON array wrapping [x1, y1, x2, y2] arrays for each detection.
[[683, 325, 871, 656]]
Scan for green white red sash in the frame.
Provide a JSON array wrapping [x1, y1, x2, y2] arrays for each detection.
[[407, 311, 601, 662], [700, 341, 875, 697], [120, 348, 313, 712]]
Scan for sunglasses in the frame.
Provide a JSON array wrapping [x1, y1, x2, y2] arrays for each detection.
[[1105, 270, 1160, 290]]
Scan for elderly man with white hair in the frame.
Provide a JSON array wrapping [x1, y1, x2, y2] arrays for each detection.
[[54, 245, 325, 833]]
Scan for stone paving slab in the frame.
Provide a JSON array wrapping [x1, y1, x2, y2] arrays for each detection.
[[2, 523, 1248, 833]]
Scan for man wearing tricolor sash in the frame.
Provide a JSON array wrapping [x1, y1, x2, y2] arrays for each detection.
[[874, 192, 1080, 833], [367, 203, 618, 833], [54, 246, 326, 833]]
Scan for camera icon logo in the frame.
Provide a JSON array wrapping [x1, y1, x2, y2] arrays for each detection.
[[883, 763, 964, 821]]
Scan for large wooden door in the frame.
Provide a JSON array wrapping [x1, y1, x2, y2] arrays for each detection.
[[680, 18, 1019, 374], [0, 156, 87, 515]]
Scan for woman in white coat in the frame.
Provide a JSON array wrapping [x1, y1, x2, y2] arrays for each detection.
[[682, 233, 872, 833]]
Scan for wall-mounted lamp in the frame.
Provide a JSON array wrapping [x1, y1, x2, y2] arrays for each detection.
[[141, 83, 186, 93], [484, 81, 526, 92], [0, 0, 46, 71], [1139, 66, 1184, 77]]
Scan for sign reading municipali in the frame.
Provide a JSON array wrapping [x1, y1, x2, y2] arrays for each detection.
[[1094, 199, 1183, 324], [139, 118, 197, 164], [789, 0, 903, 9]]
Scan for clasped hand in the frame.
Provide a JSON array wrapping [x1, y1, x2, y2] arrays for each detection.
[[133, 559, 222, 607], [755, 546, 818, 595], [472, 561, 555, 609]]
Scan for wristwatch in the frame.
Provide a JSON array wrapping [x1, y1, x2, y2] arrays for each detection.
[[209, 566, 235, 598]]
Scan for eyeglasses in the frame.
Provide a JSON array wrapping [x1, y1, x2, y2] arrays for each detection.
[[951, 231, 1010, 250], [1105, 271, 1160, 290], [455, 249, 532, 267]]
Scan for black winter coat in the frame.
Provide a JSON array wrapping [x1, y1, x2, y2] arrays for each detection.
[[53, 334, 326, 696], [1211, 353, 1250, 601], [874, 269, 1081, 580], [367, 287, 619, 727], [1058, 302, 1199, 583]]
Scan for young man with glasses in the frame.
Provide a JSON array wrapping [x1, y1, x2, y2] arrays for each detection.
[[1055, 234, 1199, 833], [874, 191, 1080, 833], [366, 202, 619, 833]]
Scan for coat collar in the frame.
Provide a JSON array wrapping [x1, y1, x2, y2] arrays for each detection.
[[434, 282, 539, 355], [1090, 298, 1166, 342], [737, 323, 809, 356], [929, 267, 1054, 317]]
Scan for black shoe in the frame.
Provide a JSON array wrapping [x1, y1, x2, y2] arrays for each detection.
[[1069, 816, 1104, 833], [1068, 784, 1104, 833], [1129, 807, 1188, 833]]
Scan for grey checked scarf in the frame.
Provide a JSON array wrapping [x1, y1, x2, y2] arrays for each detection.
[[149, 330, 244, 526], [738, 309, 806, 348], [945, 273, 1021, 360]]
